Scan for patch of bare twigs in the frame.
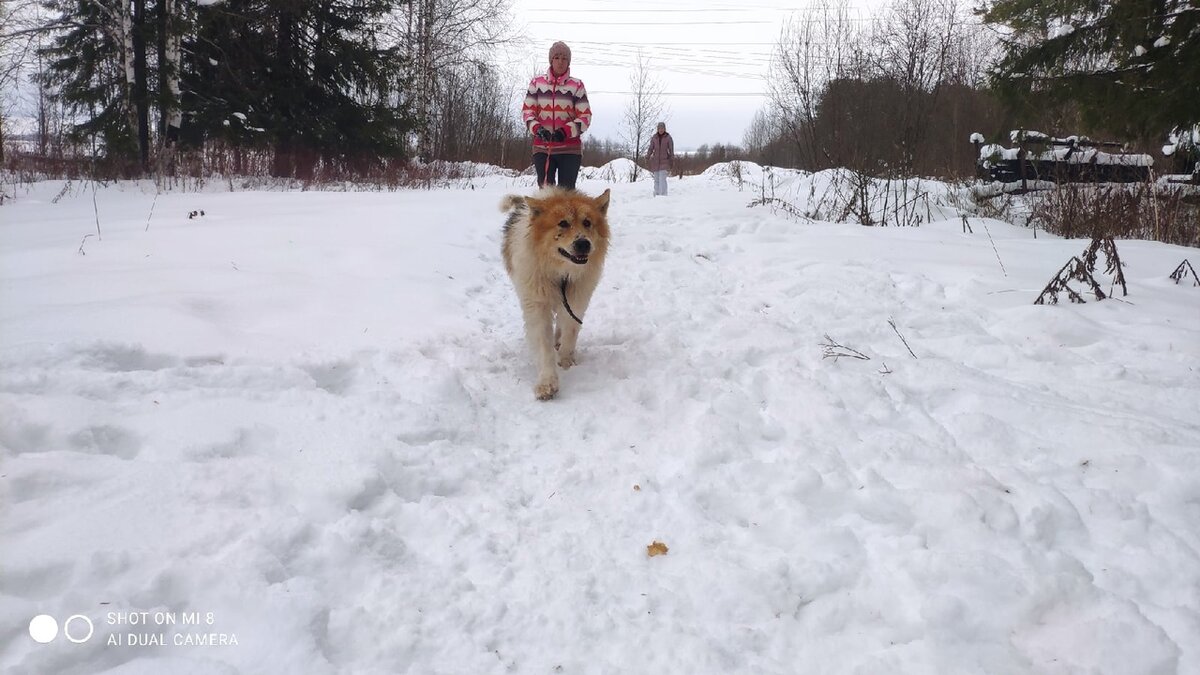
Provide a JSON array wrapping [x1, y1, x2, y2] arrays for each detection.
[[748, 196, 812, 222], [6, 143, 506, 196], [820, 335, 870, 361], [1082, 237, 1127, 296], [749, 169, 813, 222], [1170, 259, 1199, 286], [1026, 181, 1199, 247], [1034, 237, 1128, 304], [816, 170, 932, 227], [1034, 256, 1105, 304]]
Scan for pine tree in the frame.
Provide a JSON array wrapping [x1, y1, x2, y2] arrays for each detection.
[[982, 0, 1200, 138]]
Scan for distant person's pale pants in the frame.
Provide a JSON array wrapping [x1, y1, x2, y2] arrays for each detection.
[[653, 170, 669, 196]]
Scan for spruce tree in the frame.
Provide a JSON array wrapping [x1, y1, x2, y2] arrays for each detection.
[[982, 0, 1200, 139], [40, 0, 147, 171], [183, 0, 413, 176]]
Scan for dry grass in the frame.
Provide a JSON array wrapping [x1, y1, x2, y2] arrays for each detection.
[[2, 143, 503, 193], [1026, 181, 1199, 247]]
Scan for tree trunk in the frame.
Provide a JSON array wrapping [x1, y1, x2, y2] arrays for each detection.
[[158, 0, 181, 149], [36, 51, 49, 156], [273, 7, 297, 178], [118, 0, 139, 171], [417, 0, 435, 161], [133, 0, 150, 170]]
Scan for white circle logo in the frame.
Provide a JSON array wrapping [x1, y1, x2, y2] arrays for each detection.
[[64, 615, 95, 643], [29, 615, 59, 643]]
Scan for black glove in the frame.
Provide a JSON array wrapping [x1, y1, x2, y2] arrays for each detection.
[[536, 127, 553, 142], [551, 128, 566, 142]]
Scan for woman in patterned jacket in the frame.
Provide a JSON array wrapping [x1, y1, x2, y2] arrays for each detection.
[[523, 41, 591, 189]]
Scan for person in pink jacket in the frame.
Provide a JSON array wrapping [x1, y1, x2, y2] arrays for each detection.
[[522, 41, 592, 189], [646, 121, 674, 196]]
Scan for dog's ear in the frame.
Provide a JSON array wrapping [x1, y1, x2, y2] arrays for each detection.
[[594, 189, 611, 215], [499, 194, 525, 213], [523, 196, 544, 218]]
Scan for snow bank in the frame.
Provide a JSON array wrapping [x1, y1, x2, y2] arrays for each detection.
[[580, 158, 649, 183]]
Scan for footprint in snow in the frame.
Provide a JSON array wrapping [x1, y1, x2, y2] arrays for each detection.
[[68, 425, 142, 459]]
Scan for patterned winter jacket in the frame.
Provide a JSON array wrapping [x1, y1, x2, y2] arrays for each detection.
[[523, 68, 591, 156]]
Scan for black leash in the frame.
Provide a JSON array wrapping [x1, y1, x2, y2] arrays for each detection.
[[560, 277, 583, 325]]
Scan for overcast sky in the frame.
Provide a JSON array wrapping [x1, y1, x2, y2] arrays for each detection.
[[502, 0, 880, 151]]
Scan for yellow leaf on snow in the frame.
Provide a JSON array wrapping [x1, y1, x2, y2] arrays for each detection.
[[646, 540, 669, 557]]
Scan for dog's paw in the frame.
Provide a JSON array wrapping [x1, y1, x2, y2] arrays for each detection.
[[534, 379, 559, 400], [557, 352, 576, 369]]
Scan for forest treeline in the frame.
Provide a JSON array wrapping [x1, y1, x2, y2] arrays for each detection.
[[0, 0, 1196, 180]]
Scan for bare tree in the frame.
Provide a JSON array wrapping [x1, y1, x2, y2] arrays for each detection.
[[435, 60, 522, 164], [866, 0, 966, 175], [764, 0, 995, 178], [742, 108, 774, 156], [943, 17, 998, 89], [395, 0, 515, 160], [768, 0, 866, 171], [0, 0, 51, 162], [620, 50, 665, 182], [743, 107, 803, 168]]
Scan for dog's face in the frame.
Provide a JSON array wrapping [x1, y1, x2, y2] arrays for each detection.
[[523, 189, 611, 271]]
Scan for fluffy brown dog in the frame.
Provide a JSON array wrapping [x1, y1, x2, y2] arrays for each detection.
[[500, 187, 611, 400]]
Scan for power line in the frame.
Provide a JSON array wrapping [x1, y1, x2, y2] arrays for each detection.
[[568, 41, 779, 46], [520, 7, 780, 11], [526, 19, 775, 25], [514, 39, 780, 59], [520, 0, 788, 9], [520, 0, 881, 10], [580, 90, 768, 97], [589, 64, 769, 79], [583, 45, 775, 63]]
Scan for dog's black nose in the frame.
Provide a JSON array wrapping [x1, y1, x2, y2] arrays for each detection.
[[573, 239, 591, 255]]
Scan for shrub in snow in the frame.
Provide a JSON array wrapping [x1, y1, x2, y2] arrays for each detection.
[[1170, 259, 1199, 286], [1034, 238, 1126, 305], [1026, 182, 1197, 246]]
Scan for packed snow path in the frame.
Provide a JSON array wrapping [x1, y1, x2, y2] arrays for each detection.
[[2, 172, 1199, 674]]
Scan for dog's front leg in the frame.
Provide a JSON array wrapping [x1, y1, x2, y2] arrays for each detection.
[[556, 315, 581, 369], [522, 301, 559, 400], [556, 285, 593, 369]]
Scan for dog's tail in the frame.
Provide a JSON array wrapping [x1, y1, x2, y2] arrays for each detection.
[[499, 194, 526, 214]]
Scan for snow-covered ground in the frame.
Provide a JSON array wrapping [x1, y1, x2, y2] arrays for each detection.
[[2, 167, 1199, 674]]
